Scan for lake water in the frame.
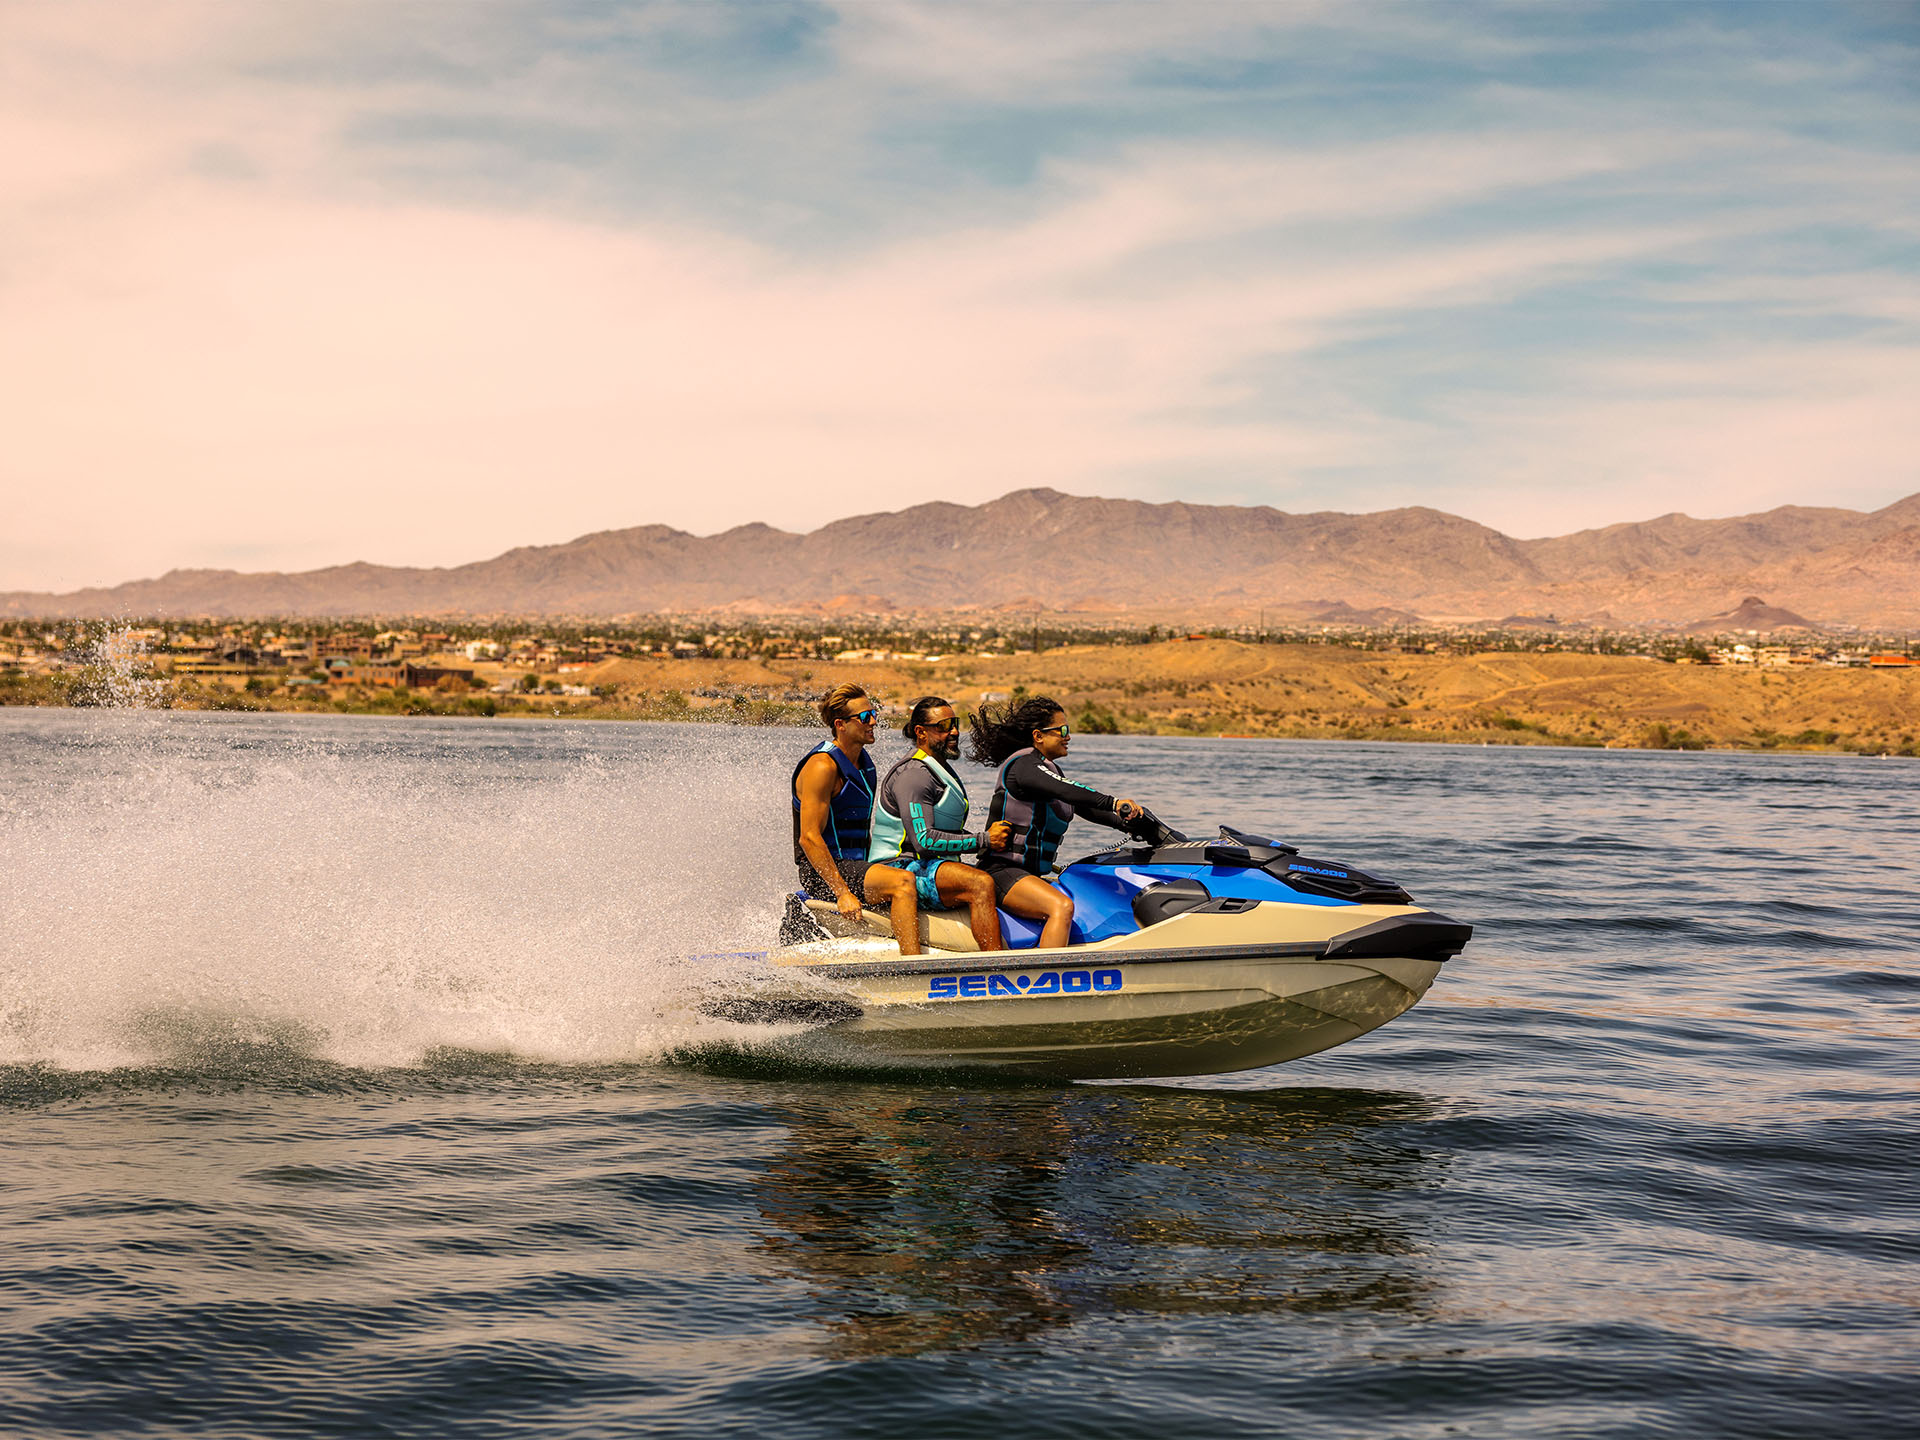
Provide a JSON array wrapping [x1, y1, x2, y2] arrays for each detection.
[[2, 709, 1915, 1438]]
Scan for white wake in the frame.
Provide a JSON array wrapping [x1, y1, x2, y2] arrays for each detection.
[[0, 696, 820, 1070]]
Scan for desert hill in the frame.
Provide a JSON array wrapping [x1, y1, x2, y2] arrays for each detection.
[[7, 487, 1920, 627], [1682, 596, 1818, 635]]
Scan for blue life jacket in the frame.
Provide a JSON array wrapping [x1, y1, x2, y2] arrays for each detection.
[[791, 740, 877, 866]]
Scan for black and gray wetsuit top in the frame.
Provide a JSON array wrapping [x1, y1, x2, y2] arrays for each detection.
[[983, 748, 1128, 877]]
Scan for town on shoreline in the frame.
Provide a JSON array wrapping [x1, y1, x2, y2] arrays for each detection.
[[3, 615, 1916, 756]]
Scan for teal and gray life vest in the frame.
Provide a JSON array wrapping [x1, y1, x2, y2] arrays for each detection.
[[790, 740, 876, 865], [869, 748, 981, 866], [984, 747, 1121, 876]]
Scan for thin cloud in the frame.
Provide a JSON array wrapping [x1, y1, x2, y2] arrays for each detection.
[[0, 0, 1914, 591]]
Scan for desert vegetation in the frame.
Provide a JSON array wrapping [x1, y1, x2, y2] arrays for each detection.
[[7, 632, 1914, 756]]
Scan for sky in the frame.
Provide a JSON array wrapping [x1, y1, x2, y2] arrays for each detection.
[[2, 0, 1916, 593]]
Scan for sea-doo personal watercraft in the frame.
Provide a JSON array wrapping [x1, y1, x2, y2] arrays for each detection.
[[713, 815, 1469, 1080]]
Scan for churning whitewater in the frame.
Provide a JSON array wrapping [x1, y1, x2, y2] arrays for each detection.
[[0, 708, 804, 1071]]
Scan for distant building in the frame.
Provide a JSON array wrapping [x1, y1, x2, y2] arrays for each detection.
[[327, 660, 406, 687], [318, 634, 374, 661]]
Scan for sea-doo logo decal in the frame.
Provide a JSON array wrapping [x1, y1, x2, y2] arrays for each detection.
[[927, 968, 1122, 1000], [1290, 863, 1348, 878]]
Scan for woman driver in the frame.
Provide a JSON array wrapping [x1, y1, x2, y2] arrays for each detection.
[[967, 696, 1145, 949]]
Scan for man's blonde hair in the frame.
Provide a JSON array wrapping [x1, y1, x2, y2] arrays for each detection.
[[818, 682, 871, 729]]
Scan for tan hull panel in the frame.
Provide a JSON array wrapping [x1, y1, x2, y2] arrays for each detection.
[[778, 954, 1443, 1080]]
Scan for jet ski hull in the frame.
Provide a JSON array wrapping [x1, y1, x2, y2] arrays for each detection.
[[770, 946, 1443, 1079], [742, 898, 1464, 1080], [722, 826, 1469, 1080]]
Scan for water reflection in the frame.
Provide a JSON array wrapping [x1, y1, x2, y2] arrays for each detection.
[[752, 1084, 1446, 1356]]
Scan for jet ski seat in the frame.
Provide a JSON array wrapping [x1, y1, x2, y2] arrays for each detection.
[[796, 896, 985, 951], [789, 895, 1063, 952]]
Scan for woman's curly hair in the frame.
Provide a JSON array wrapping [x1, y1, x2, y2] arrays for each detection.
[[966, 696, 1066, 767]]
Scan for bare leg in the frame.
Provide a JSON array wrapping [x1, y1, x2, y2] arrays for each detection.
[[863, 866, 922, 957], [936, 863, 1004, 951], [999, 875, 1075, 949]]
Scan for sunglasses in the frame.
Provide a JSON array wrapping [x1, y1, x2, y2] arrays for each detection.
[[919, 717, 960, 733], [845, 707, 880, 725], [1036, 723, 1071, 737]]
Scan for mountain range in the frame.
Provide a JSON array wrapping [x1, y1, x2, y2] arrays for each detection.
[[8, 488, 1920, 628]]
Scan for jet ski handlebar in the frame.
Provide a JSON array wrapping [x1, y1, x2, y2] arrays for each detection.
[[1067, 820, 1416, 906], [1117, 815, 1299, 851], [1121, 805, 1185, 847]]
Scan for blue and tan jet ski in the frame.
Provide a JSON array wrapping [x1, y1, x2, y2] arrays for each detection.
[[713, 814, 1470, 1080]]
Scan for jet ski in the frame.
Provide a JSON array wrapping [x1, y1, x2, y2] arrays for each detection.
[[710, 813, 1470, 1081]]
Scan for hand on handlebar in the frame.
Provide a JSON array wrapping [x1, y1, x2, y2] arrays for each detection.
[[1118, 800, 1168, 843]]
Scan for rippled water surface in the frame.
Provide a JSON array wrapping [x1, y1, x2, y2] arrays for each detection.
[[2, 710, 1916, 1438]]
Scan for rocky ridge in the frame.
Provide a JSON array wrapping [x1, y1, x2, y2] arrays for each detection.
[[7, 488, 1919, 627]]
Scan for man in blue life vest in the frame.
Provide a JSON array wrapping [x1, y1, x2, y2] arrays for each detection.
[[791, 683, 926, 954], [868, 696, 1013, 952]]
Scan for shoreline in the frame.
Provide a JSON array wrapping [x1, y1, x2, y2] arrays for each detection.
[[4, 687, 1913, 759], [6, 636, 1916, 757]]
